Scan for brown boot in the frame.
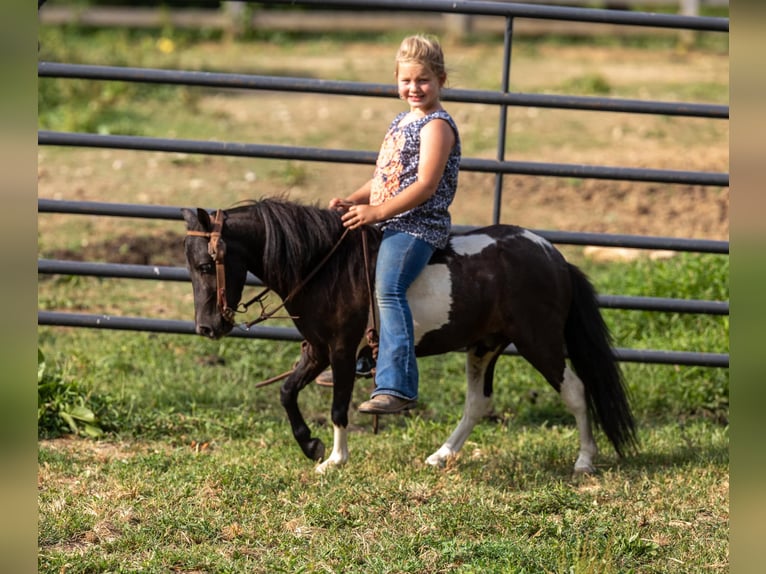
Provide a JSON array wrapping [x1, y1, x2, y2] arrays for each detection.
[[358, 394, 417, 414], [315, 369, 334, 387]]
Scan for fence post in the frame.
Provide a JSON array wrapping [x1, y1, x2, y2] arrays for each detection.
[[681, 0, 701, 17], [443, 14, 473, 40], [222, 1, 248, 40], [493, 16, 514, 225], [679, 0, 700, 47]]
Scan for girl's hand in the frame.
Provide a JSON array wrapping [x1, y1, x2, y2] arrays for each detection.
[[341, 204, 379, 229], [328, 198, 353, 213]]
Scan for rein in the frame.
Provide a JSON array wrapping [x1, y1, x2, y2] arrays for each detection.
[[361, 228, 379, 359], [186, 208, 377, 392], [240, 226, 351, 328]]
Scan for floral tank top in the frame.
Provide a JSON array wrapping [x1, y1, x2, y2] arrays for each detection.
[[369, 109, 461, 249]]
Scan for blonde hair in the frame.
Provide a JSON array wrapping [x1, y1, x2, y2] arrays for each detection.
[[395, 35, 447, 80]]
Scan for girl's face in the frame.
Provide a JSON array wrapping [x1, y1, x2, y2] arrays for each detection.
[[396, 62, 444, 115]]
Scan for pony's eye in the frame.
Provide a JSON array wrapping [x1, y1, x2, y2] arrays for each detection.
[[198, 263, 215, 275]]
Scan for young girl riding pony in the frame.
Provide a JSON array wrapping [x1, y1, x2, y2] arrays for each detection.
[[329, 35, 461, 414]]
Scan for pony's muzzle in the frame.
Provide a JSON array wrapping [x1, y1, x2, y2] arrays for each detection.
[[196, 323, 219, 339]]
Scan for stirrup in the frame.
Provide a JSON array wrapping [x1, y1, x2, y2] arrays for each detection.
[[355, 354, 376, 378], [356, 344, 376, 377]]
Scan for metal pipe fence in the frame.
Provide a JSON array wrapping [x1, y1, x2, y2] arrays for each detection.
[[38, 0, 729, 368], [38, 198, 729, 254]]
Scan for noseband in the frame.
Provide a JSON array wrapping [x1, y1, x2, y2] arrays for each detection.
[[186, 210, 237, 325]]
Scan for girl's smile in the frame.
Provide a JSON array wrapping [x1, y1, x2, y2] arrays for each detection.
[[396, 62, 445, 116]]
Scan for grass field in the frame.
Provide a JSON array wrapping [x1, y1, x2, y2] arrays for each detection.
[[38, 23, 728, 573]]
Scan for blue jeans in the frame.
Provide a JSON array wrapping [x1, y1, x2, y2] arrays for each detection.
[[372, 230, 435, 401]]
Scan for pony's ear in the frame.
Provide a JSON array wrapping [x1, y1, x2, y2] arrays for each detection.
[[197, 208, 213, 231], [181, 208, 196, 228], [181, 208, 213, 231]]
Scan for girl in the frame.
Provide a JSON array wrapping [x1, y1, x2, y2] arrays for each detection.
[[329, 35, 461, 414]]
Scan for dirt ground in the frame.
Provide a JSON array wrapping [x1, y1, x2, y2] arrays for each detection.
[[42, 170, 728, 268], [38, 41, 729, 265]]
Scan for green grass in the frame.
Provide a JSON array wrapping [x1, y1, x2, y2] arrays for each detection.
[[38, 414, 727, 573], [37, 251, 728, 571], [37, 26, 727, 572]]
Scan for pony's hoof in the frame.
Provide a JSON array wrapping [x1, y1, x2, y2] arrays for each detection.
[[305, 438, 326, 462], [425, 452, 448, 468], [426, 445, 455, 468], [573, 462, 596, 475], [315, 457, 346, 474]]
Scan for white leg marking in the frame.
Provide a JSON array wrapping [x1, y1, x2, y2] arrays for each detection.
[[426, 351, 494, 467], [315, 424, 348, 474], [560, 367, 599, 474]]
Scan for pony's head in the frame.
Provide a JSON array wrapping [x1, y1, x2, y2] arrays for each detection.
[[182, 207, 249, 339]]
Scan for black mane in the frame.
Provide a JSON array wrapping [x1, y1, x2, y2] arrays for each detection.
[[247, 197, 358, 294]]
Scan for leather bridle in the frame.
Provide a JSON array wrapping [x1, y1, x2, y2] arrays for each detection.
[[186, 209, 237, 325], [186, 208, 379, 399], [185, 209, 356, 329]]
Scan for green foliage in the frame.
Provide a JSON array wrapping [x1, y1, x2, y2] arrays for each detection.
[[38, 348, 108, 438], [583, 253, 728, 348], [590, 252, 728, 301], [581, 253, 729, 422], [38, 27, 199, 133]]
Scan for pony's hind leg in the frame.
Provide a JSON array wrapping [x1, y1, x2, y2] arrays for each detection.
[[515, 336, 598, 475], [561, 366, 598, 474], [426, 345, 500, 467]]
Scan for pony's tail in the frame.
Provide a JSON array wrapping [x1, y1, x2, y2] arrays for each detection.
[[564, 264, 638, 458]]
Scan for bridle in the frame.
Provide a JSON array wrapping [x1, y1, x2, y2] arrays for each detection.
[[185, 209, 354, 329], [186, 207, 379, 403], [186, 209, 237, 325]]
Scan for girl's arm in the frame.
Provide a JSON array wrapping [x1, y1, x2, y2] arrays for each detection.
[[342, 119, 455, 228]]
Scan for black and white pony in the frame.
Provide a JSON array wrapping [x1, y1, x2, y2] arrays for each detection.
[[182, 197, 636, 474]]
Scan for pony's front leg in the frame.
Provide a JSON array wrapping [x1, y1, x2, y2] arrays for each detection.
[[426, 348, 498, 467], [316, 425, 349, 474], [315, 351, 357, 474], [280, 344, 327, 462], [560, 367, 599, 474]]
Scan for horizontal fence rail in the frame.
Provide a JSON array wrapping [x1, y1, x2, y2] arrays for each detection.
[[38, 130, 729, 188], [38, 0, 729, 368], [265, 0, 729, 31], [37, 258, 729, 316], [39, 2, 731, 29], [37, 311, 729, 368], [37, 199, 730, 254], [38, 62, 729, 120]]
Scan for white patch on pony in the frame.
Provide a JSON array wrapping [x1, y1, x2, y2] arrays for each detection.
[[450, 234, 496, 256], [408, 263, 452, 345], [521, 229, 554, 253]]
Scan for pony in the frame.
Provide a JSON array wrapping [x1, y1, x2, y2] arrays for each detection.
[[182, 197, 636, 474]]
